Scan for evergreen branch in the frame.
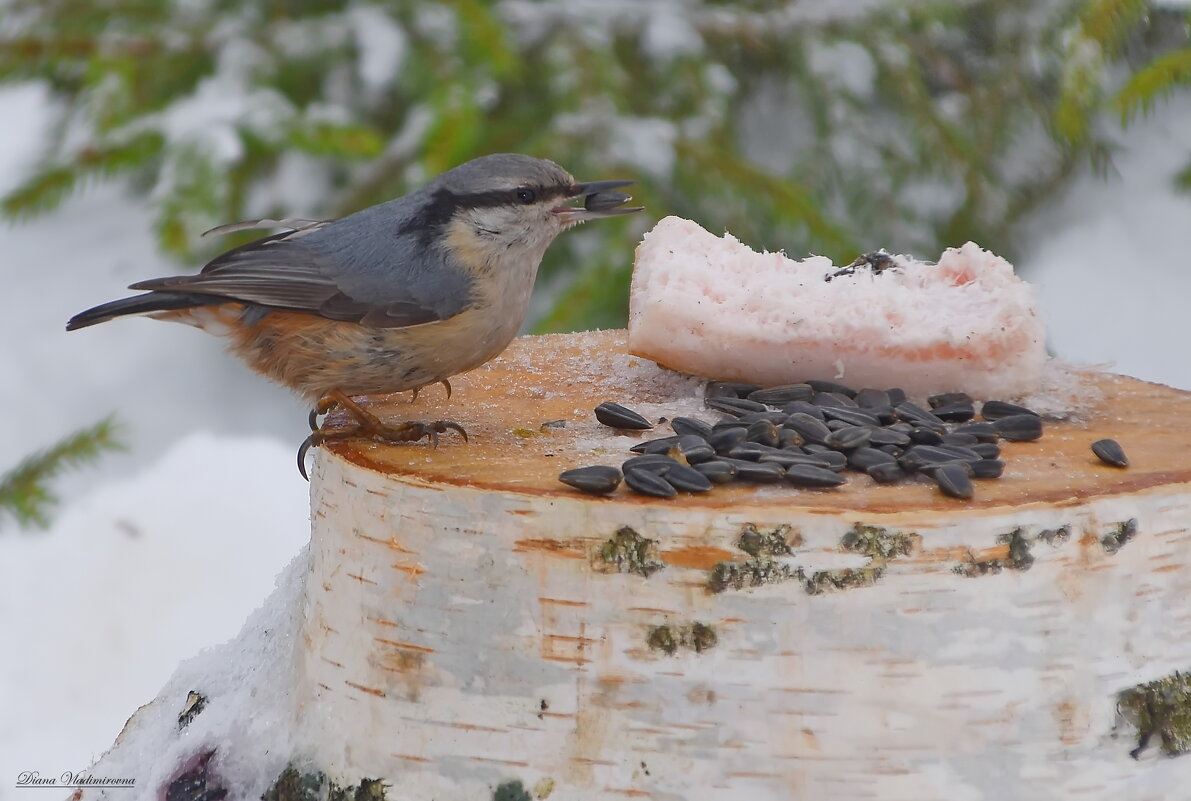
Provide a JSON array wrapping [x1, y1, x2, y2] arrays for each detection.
[[0, 166, 78, 218], [1175, 160, 1191, 194], [289, 122, 385, 159], [1053, 45, 1103, 145], [690, 146, 861, 261], [1076, 0, 1148, 53], [1111, 48, 1191, 124], [1051, 0, 1151, 145], [0, 417, 123, 531], [0, 132, 164, 218]]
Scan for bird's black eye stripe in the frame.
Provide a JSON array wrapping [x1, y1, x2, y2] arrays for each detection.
[[447, 184, 569, 211]]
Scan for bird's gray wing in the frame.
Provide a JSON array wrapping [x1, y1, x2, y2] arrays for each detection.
[[128, 215, 472, 328]]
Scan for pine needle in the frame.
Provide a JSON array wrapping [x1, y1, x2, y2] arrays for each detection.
[[0, 416, 123, 531], [1111, 48, 1191, 124]]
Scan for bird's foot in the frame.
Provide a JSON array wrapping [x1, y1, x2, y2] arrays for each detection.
[[299, 390, 468, 479]]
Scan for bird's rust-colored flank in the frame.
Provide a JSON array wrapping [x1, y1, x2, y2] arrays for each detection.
[[330, 330, 1191, 514], [159, 304, 382, 400]]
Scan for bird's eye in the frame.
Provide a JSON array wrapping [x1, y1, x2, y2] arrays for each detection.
[[516, 187, 536, 204]]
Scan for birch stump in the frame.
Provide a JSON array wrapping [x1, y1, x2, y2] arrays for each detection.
[[84, 330, 1191, 801]]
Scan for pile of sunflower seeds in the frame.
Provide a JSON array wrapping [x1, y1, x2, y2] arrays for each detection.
[[559, 381, 1128, 501]]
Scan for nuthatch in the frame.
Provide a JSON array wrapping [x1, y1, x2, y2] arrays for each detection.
[[67, 153, 642, 477]]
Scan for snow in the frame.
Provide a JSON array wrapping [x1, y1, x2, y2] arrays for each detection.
[[0, 433, 309, 798], [349, 5, 408, 92]]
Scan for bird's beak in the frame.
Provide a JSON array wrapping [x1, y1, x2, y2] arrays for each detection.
[[552, 179, 644, 223]]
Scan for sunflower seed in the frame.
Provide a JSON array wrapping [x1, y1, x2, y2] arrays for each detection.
[[558, 465, 622, 495], [826, 425, 872, 451], [708, 427, 748, 453], [928, 391, 974, 409], [629, 435, 681, 454], [970, 443, 1001, 460], [785, 464, 848, 488], [867, 462, 907, 483], [746, 420, 781, 447], [747, 383, 814, 407], [815, 451, 849, 471], [706, 396, 768, 416], [994, 414, 1043, 442], [894, 401, 946, 429], [932, 402, 976, 423], [854, 388, 891, 409], [674, 435, 716, 463], [868, 427, 911, 447], [705, 381, 761, 399], [785, 413, 832, 444], [951, 421, 999, 441], [936, 444, 983, 462], [781, 401, 826, 420], [885, 387, 908, 406], [923, 444, 980, 463], [939, 433, 977, 449], [622, 454, 680, 473], [595, 401, 653, 430], [1091, 438, 1129, 468], [970, 459, 1006, 479], [778, 428, 805, 449], [758, 451, 835, 468], [728, 442, 782, 461], [921, 459, 974, 477], [737, 410, 790, 425], [807, 379, 858, 398], [811, 391, 859, 409], [664, 463, 714, 492], [907, 426, 944, 445], [670, 417, 713, 439], [624, 467, 678, 498], [981, 400, 1039, 421], [849, 447, 897, 471], [723, 459, 786, 483], [692, 460, 738, 483], [934, 463, 975, 499], [585, 190, 632, 211], [899, 445, 964, 472], [820, 406, 882, 427]]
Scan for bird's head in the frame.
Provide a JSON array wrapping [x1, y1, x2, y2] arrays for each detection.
[[428, 153, 642, 262]]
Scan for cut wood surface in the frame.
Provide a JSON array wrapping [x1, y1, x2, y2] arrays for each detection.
[[327, 329, 1191, 510]]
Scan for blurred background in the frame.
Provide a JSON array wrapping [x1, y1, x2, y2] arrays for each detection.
[[1, 0, 1189, 791]]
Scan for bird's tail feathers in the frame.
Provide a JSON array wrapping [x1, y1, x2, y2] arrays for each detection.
[[66, 291, 227, 331]]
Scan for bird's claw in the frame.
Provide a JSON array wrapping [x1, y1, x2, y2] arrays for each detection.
[[408, 379, 452, 404], [296, 417, 469, 480], [297, 434, 318, 481], [308, 395, 340, 432], [422, 420, 468, 445]]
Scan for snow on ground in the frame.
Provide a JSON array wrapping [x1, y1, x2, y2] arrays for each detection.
[[0, 434, 309, 798], [0, 72, 1189, 794]]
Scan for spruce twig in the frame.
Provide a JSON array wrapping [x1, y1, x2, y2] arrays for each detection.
[[0, 416, 123, 531]]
